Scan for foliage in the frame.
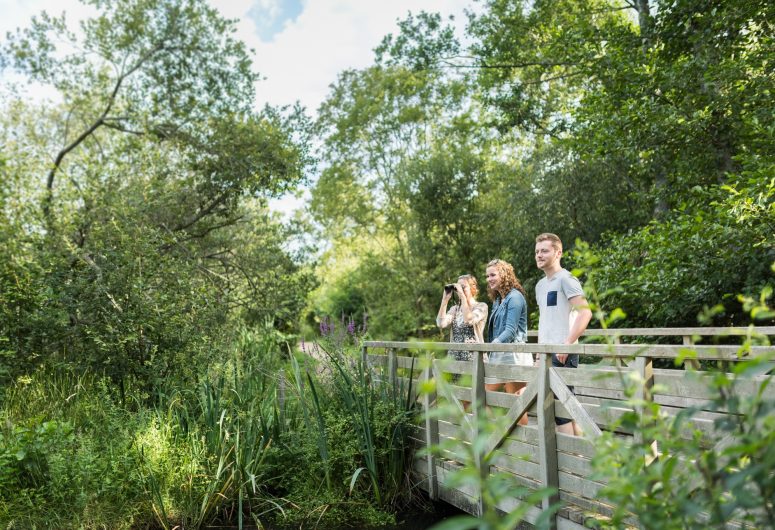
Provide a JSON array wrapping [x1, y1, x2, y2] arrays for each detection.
[[0, 327, 420, 529], [262, 335, 418, 527], [308, 0, 774, 338], [591, 291, 775, 528], [0, 372, 152, 529], [586, 179, 774, 327], [0, 0, 313, 393]]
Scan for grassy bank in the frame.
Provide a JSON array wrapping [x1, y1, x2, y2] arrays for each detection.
[[0, 331, 418, 529]]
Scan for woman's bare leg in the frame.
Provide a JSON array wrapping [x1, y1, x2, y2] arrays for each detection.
[[504, 381, 528, 425]]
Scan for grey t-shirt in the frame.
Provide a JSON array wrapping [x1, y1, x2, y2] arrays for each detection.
[[536, 268, 584, 344]]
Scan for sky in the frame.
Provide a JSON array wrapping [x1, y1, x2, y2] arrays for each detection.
[[1, 0, 474, 111], [0, 0, 474, 214]]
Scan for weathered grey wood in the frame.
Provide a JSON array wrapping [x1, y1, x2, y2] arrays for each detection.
[[536, 354, 559, 528], [483, 378, 539, 457], [396, 355, 418, 369], [683, 335, 701, 370], [491, 423, 603, 459], [398, 328, 774, 528], [554, 366, 774, 401], [574, 394, 731, 424], [498, 436, 539, 460], [490, 452, 542, 480], [494, 493, 547, 526], [485, 388, 538, 409], [634, 356, 658, 463], [387, 348, 397, 387], [611, 335, 625, 367], [559, 471, 604, 500], [413, 458, 480, 515], [484, 363, 536, 380], [432, 361, 468, 426], [527, 326, 775, 337], [653, 369, 775, 401], [421, 353, 439, 500], [364, 340, 773, 360], [490, 448, 598, 488], [558, 491, 639, 528], [550, 368, 603, 438], [366, 353, 387, 367], [556, 516, 593, 530], [573, 385, 730, 412], [437, 358, 471, 375], [470, 350, 487, 517]]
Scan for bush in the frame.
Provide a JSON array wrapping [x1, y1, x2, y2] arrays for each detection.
[[591, 288, 775, 528]]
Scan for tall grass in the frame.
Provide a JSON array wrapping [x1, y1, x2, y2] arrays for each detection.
[[0, 329, 422, 529], [139, 329, 285, 529], [319, 343, 417, 508]]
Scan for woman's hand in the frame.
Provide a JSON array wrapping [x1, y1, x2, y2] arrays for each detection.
[[455, 283, 465, 298]]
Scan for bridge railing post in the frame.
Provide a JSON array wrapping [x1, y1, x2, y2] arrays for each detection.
[[422, 350, 439, 500], [387, 348, 397, 387], [634, 354, 658, 466], [471, 349, 487, 517], [537, 352, 559, 529], [682, 335, 700, 370]]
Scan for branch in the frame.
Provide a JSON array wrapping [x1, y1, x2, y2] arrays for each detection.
[[178, 214, 245, 241], [172, 190, 232, 232], [439, 55, 581, 70], [103, 118, 146, 135], [42, 41, 165, 222]]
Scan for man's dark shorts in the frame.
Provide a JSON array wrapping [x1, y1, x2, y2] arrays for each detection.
[[552, 353, 579, 426]]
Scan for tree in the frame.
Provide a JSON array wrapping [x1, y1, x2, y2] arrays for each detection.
[[0, 0, 312, 392]]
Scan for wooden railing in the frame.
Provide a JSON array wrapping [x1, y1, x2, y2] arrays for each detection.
[[363, 327, 775, 529]]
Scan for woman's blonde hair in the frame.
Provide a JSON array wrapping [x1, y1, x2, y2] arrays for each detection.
[[458, 274, 479, 299], [485, 259, 526, 301]]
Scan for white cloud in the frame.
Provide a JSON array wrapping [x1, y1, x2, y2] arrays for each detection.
[[2, 0, 474, 114], [211, 0, 472, 113]]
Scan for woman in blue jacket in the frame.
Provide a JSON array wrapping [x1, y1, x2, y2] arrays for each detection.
[[484, 259, 531, 424]]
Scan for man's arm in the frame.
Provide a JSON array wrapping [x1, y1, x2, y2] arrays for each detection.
[[557, 295, 592, 364]]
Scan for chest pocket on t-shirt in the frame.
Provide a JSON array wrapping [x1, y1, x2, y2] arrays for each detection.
[[546, 291, 558, 307]]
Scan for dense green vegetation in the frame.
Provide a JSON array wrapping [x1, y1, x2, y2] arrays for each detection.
[[307, 1, 774, 335], [0, 0, 773, 527]]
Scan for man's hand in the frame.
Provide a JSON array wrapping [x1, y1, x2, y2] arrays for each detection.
[[556, 353, 568, 365]]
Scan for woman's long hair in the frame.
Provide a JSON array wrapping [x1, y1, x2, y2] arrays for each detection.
[[485, 259, 526, 301]]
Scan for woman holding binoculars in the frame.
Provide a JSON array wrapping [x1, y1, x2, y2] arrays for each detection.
[[436, 275, 488, 390]]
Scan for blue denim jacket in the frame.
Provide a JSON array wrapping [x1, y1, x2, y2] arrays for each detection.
[[487, 288, 528, 344]]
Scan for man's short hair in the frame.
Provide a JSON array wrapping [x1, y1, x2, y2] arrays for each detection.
[[535, 232, 562, 251]]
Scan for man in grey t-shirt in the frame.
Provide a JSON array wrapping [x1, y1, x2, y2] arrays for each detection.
[[535, 233, 592, 436]]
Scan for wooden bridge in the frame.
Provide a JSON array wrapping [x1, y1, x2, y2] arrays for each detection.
[[363, 327, 775, 529]]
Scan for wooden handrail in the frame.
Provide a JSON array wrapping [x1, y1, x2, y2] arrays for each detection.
[[362, 340, 773, 361], [527, 326, 775, 337]]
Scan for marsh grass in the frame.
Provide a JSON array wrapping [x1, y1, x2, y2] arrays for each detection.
[[0, 329, 422, 529]]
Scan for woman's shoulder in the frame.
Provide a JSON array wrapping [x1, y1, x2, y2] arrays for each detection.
[[506, 288, 526, 302], [474, 301, 488, 311]]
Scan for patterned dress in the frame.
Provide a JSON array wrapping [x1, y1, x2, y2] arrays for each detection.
[[437, 302, 488, 383], [448, 306, 477, 363]]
